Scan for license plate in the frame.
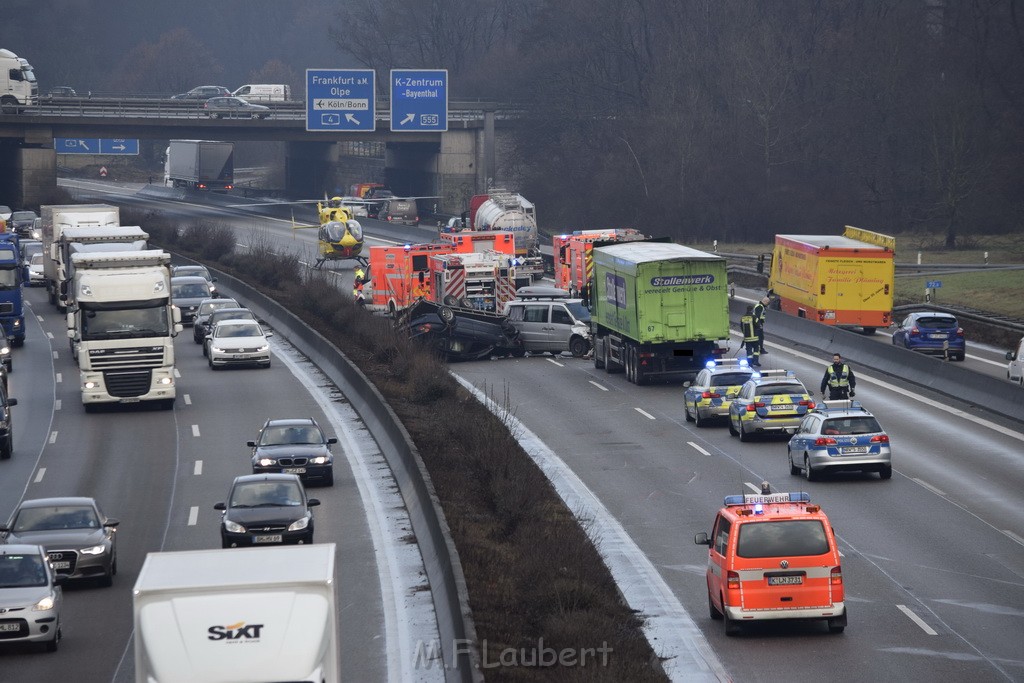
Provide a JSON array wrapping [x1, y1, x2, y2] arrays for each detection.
[[768, 575, 803, 585], [842, 446, 869, 455], [232, 354, 249, 359], [119, 398, 141, 404], [929, 333, 947, 339], [0, 623, 21, 632], [769, 404, 793, 411], [283, 467, 306, 474], [51, 561, 71, 570], [252, 534, 282, 544]]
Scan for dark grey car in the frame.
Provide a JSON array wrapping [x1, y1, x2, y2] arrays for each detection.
[[171, 275, 213, 325], [8, 211, 38, 237], [1, 497, 119, 587]]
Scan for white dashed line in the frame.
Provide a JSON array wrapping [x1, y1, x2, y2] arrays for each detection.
[[48, 432, 58, 444], [184, 394, 192, 405], [34, 468, 46, 483], [174, 368, 181, 378], [37, 315, 45, 322], [52, 351, 59, 360], [46, 331, 54, 339], [897, 604, 938, 635], [588, 381, 609, 391], [191, 424, 200, 437], [546, 357, 565, 367], [55, 399, 61, 411], [634, 407, 656, 420], [55, 373, 62, 383], [194, 460, 203, 476], [187, 506, 199, 526], [688, 442, 711, 456]]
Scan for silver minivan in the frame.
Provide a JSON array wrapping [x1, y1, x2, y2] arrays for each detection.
[[504, 287, 592, 358]]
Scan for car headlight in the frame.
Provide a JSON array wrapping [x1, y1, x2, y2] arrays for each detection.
[[309, 456, 330, 465], [256, 344, 269, 352], [223, 519, 245, 533], [80, 544, 106, 555], [211, 346, 225, 353], [287, 515, 310, 532], [0, 347, 9, 356], [257, 458, 276, 467], [33, 593, 56, 611]]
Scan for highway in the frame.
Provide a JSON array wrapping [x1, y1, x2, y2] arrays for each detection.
[[0, 235, 441, 681], [37, 182, 1024, 681]]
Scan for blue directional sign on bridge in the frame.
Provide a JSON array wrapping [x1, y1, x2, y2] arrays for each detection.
[[390, 69, 448, 132], [306, 69, 375, 132], [55, 138, 139, 155]]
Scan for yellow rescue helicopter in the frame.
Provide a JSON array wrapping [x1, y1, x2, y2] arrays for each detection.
[[292, 196, 368, 269]]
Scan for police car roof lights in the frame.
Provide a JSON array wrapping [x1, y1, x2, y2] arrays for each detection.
[[754, 369, 796, 378], [706, 358, 750, 370], [723, 492, 811, 506], [815, 399, 865, 412]]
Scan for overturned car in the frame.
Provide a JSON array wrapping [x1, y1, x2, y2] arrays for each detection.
[[399, 298, 523, 361]]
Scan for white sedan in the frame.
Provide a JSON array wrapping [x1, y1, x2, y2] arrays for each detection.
[[206, 319, 272, 370]]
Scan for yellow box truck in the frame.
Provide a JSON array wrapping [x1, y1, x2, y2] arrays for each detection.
[[768, 226, 895, 334]]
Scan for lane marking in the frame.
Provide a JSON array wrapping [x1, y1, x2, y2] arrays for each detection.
[[174, 368, 181, 378], [52, 351, 59, 360], [911, 478, 946, 496], [194, 460, 203, 476], [588, 380, 609, 391], [37, 315, 44, 322], [744, 481, 762, 494], [184, 394, 192, 405], [46, 331, 53, 339], [1003, 530, 1024, 547], [34, 468, 45, 483], [187, 506, 199, 526], [546, 357, 565, 367], [635, 407, 656, 420], [897, 604, 938, 635], [48, 431, 58, 444], [191, 424, 200, 437], [688, 442, 711, 456], [55, 399, 61, 411], [55, 373, 62, 384]]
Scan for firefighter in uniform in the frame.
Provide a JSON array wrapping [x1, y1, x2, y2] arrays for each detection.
[[741, 306, 761, 366], [820, 353, 857, 400], [752, 295, 770, 354], [353, 267, 368, 305]]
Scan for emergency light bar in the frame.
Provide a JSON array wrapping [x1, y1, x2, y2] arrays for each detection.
[[815, 400, 864, 412], [754, 369, 796, 377], [705, 358, 750, 369], [724, 492, 811, 506]]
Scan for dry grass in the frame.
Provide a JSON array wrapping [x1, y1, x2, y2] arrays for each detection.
[[132, 211, 667, 682]]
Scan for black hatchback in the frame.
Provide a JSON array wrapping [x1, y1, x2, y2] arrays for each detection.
[[214, 474, 319, 548]]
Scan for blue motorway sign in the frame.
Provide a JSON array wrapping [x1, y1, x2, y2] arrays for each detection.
[[926, 280, 942, 289], [55, 138, 139, 155], [306, 69, 375, 132], [390, 69, 447, 132]]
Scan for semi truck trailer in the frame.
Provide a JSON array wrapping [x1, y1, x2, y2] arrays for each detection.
[[165, 140, 234, 190], [41, 204, 120, 308]]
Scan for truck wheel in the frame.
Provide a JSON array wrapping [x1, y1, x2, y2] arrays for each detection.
[[593, 340, 605, 369]]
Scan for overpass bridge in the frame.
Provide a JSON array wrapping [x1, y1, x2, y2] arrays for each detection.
[[0, 98, 516, 210]]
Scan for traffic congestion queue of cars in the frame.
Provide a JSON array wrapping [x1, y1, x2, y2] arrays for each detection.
[[685, 357, 893, 637], [0, 497, 120, 651]]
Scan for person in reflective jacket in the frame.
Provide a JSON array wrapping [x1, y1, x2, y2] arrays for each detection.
[[821, 352, 856, 399]]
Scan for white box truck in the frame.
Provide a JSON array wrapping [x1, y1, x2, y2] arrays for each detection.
[[66, 250, 181, 411], [41, 204, 120, 308], [56, 225, 149, 311], [133, 545, 339, 683]]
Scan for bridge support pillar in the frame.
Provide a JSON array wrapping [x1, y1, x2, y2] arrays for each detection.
[[0, 139, 56, 209], [285, 141, 339, 198]]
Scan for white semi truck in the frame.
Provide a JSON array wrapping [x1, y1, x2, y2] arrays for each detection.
[[132, 545, 339, 683], [56, 225, 149, 313], [0, 48, 38, 112], [41, 204, 120, 308], [164, 140, 234, 190], [66, 250, 180, 411]]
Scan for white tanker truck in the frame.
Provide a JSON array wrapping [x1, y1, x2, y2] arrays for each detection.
[[441, 190, 544, 281]]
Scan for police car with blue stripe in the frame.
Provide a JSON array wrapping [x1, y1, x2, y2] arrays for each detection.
[[787, 400, 892, 481], [728, 370, 814, 441]]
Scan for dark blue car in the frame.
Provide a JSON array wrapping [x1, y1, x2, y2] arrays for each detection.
[[892, 312, 965, 360]]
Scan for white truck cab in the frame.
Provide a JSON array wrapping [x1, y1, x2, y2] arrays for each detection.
[[0, 48, 38, 112]]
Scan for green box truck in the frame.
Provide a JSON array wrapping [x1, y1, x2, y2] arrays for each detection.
[[591, 239, 730, 384]]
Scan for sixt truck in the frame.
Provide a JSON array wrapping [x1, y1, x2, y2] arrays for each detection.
[[591, 239, 730, 384], [133, 545, 339, 683], [56, 225, 148, 313], [165, 140, 234, 190], [0, 232, 28, 346], [66, 250, 180, 411], [0, 48, 38, 112], [41, 204, 120, 308], [768, 226, 895, 333]]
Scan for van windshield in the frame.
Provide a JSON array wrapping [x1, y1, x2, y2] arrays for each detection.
[[736, 520, 830, 558], [564, 300, 591, 322]]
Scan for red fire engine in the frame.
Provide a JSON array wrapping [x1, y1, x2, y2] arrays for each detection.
[[553, 229, 647, 294]]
